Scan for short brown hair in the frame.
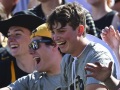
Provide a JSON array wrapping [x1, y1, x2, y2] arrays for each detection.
[[47, 2, 86, 35]]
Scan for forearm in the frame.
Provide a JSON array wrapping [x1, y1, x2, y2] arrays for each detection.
[[104, 75, 120, 90]]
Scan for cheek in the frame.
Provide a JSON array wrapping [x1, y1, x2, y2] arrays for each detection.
[[64, 32, 75, 41], [22, 37, 31, 43], [21, 38, 31, 48]]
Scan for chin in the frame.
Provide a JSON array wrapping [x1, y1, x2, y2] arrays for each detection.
[[61, 49, 68, 54], [11, 53, 19, 57]]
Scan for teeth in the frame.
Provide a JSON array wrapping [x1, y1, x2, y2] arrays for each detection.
[[57, 42, 65, 45], [33, 57, 40, 61], [33, 57, 40, 64], [10, 45, 18, 48]]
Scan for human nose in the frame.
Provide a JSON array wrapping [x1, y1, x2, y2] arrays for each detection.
[[52, 34, 60, 41], [8, 36, 16, 42]]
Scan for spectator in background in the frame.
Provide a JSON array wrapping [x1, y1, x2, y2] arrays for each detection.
[[0, 2, 7, 20], [0, 23, 63, 90], [87, 0, 119, 39], [0, 0, 18, 69], [0, 0, 18, 19], [13, 0, 29, 14], [112, 0, 120, 13], [0, 11, 44, 88], [66, 0, 92, 12], [27, 0, 98, 37], [0, 0, 18, 48]]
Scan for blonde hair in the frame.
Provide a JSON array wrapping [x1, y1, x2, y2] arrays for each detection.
[[0, 32, 8, 47], [0, 2, 7, 20]]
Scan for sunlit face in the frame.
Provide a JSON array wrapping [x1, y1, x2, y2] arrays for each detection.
[[52, 23, 79, 55], [7, 26, 31, 57], [29, 36, 54, 72]]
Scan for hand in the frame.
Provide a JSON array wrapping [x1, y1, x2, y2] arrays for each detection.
[[101, 25, 120, 51], [85, 62, 113, 82]]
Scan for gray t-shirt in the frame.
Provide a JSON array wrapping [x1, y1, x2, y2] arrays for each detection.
[[8, 71, 61, 90], [60, 42, 116, 89]]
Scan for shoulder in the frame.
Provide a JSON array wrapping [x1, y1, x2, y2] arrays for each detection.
[[88, 42, 109, 52], [86, 42, 114, 60]]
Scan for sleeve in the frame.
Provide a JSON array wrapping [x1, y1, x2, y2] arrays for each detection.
[[7, 75, 30, 90]]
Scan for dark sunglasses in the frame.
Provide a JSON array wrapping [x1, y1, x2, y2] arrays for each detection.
[[29, 39, 51, 50]]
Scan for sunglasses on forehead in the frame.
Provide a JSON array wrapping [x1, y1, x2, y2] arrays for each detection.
[[29, 39, 51, 50]]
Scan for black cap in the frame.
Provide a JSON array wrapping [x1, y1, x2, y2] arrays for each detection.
[[0, 11, 45, 37]]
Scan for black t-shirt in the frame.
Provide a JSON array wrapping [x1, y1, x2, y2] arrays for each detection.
[[94, 11, 116, 38], [0, 48, 28, 88]]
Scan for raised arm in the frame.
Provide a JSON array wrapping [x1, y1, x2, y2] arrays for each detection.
[[101, 25, 120, 65], [85, 62, 120, 90]]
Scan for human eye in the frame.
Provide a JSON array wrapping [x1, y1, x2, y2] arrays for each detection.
[[16, 33, 21, 36], [7, 34, 11, 38], [15, 32, 22, 38], [58, 29, 65, 33]]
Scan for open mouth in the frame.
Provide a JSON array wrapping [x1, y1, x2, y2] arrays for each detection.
[[56, 41, 66, 45], [33, 57, 41, 64], [10, 44, 19, 49]]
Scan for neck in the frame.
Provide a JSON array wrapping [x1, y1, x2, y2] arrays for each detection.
[[41, 0, 63, 18], [15, 54, 35, 73], [72, 37, 89, 57], [47, 52, 62, 76], [91, 2, 112, 20]]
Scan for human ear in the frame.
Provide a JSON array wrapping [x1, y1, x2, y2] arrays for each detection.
[[78, 25, 84, 36]]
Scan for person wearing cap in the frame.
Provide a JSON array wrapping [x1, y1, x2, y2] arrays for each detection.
[[0, 23, 63, 90], [0, 11, 44, 88]]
